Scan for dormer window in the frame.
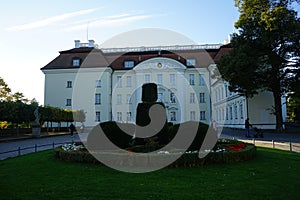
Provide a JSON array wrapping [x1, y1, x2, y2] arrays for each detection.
[[124, 60, 134, 68], [72, 58, 81, 67], [186, 58, 196, 67]]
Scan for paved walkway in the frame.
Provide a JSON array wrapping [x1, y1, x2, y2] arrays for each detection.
[[220, 128, 300, 152], [220, 128, 300, 142], [1, 128, 300, 160], [0, 133, 88, 160]]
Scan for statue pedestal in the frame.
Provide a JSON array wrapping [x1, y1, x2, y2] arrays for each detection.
[[32, 126, 41, 138]]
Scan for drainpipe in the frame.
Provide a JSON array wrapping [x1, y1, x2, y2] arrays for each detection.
[[245, 92, 249, 119]]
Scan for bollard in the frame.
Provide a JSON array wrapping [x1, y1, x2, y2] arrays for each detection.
[[18, 147, 21, 156], [35, 144, 37, 152], [290, 141, 292, 152], [53, 142, 55, 149], [253, 138, 255, 145], [272, 140, 275, 149]]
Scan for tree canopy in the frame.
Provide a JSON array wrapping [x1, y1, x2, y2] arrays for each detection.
[[0, 76, 85, 128], [217, 0, 300, 130]]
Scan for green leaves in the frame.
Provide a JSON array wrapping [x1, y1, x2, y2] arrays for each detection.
[[220, 0, 300, 129], [0, 77, 29, 103], [0, 101, 85, 127]]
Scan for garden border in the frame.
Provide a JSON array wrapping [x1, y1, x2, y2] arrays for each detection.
[[54, 139, 256, 167]]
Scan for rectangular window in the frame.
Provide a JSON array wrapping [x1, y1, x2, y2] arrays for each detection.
[[126, 94, 131, 104], [240, 103, 244, 119], [190, 111, 196, 121], [124, 60, 134, 68], [96, 80, 101, 88], [199, 74, 205, 86], [117, 94, 122, 105], [95, 112, 101, 122], [72, 59, 80, 67], [226, 107, 229, 120], [66, 81, 72, 88], [117, 76, 122, 88], [189, 74, 195, 85], [145, 74, 150, 83], [157, 74, 163, 85], [126, 112, 132, 122], [170, 74, 175, 85], [170, 92, 176, 103], [117, 112, 122, 121], [200, 111, 206, 120], [190, 93, 195, 104], [170, 111, 176, 121], [158, 92, 163, 102], [222, 108, 225, 121], [126, 76, 132, 87], [230, 106, 233, 120], [234, 104, 238, 119], [66, 99, 71, 106], [95, 93, 101, 105], [199, 93, 205, 103], [186, 58, 196, 66]]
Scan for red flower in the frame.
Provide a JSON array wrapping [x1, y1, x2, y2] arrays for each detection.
[[127, 150, 133, 154], [226, 143, 246, 151]]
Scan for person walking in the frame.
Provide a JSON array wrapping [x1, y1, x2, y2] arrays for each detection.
[[70, 123, 75, 136], [245, 118, 252, 138]]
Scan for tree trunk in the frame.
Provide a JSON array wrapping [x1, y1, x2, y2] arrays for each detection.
[[273, 90, 283, 131]]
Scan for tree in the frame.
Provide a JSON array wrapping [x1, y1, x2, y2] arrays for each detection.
[[0, 77, 12, 101], [12, 92, 29, 103], [218, 0, 300, 130], [73, 110, 86, 124], [0, 77, 30, 103]]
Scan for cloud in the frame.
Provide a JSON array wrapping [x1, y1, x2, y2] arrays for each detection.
[[6, 8, 98, 31], [64, 13, 153, 31]]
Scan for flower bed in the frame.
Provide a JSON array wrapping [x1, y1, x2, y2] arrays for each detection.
[[54, 139, 256, 167]]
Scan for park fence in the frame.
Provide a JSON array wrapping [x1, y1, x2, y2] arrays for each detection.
[[235, 138, 300, 153], [0, 140, 77, 160]]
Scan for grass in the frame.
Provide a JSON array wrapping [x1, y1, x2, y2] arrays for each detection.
[[0, 147, 299, 200]]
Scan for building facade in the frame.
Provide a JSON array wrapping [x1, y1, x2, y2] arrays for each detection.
[[41, 40, 286, 129]]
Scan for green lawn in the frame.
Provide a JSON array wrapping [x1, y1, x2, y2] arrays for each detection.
[[0, 147, 299, 200]]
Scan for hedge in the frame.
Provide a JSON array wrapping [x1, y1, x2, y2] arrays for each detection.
[[88, 121, 211, 152]]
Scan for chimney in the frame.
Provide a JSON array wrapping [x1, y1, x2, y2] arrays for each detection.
[[224, 34, 233, 44], [88, 40, 95, 48], [75, 40, 80, 48]]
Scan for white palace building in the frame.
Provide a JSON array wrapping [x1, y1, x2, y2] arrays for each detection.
[[41, 40, 287, 129]]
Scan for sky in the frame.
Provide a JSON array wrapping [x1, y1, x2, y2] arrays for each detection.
[[0, 0, 240, 104]]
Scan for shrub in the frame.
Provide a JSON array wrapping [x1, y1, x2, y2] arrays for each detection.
[[168, 121, 213, 151], [141, 83, 158, 102], [55, 139, 256, 167], [88, 121, 134, 150]]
